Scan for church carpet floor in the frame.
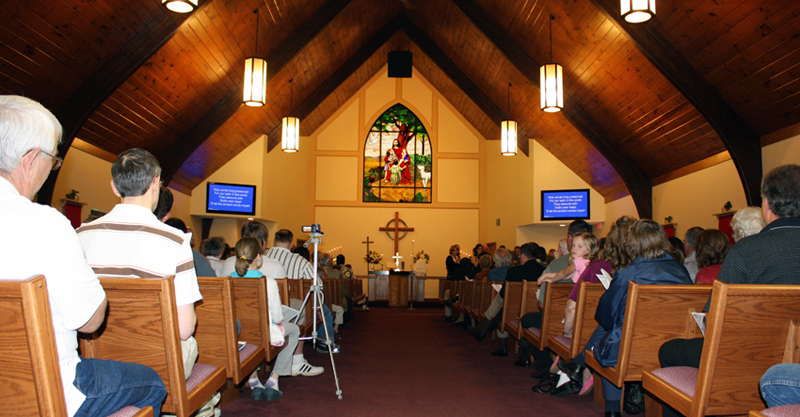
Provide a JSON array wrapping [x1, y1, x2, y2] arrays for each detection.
[[220, 307, 613, 416]]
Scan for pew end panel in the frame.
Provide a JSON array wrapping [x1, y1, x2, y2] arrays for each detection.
[[501, 282, 523, 334], [586, 283, 713, 388], [549, 282, 605, 360]]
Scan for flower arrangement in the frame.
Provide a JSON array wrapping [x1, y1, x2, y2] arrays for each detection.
[[413, 250, 430, 263], [364, 250, 382, 265]]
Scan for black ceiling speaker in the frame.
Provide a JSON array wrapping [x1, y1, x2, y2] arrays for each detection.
[[388, 51, 412, 78]]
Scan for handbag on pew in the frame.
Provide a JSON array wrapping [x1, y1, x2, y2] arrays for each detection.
[[595, 325, 622, 367], [623, 382, 645, 415]]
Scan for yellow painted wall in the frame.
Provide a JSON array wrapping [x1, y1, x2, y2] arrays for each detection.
[[652, 160, 747, 238], [484, 139, 534, 247], [763, 134, 800, 173]]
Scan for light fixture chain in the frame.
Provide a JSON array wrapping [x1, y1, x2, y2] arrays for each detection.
[[549, 15, 554, 63]]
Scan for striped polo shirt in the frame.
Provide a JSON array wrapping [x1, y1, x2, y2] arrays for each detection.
[[77, 204, 202, 307], [264, 246, 314, 280]]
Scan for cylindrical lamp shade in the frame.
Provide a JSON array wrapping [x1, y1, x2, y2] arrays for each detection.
[[162, 0, 197, 13], [540, 63, 563, 112], [243, 57, 267, 107], [281, 116, 300, 152], [500, 120, 517, 156], [621, 0, 655, 23]]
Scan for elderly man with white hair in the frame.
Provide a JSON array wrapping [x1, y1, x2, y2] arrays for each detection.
[[0, 95, 166, 417]]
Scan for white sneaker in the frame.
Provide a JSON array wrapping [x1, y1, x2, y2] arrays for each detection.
[[291, 359, 324, 376], [194, 392, 221, 417]]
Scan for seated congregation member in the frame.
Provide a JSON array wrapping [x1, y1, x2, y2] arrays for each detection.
[[658, 164, 800, 417], [693, 229, 730, 284], [527, 230, 616, 395], [78, 148, 203, 381], [538, 220, 594, 313], [760, 364, 800, 408], [154, 187, 216, 277], [474, 254, 492, 281], [220, 221, 286, 279], [667, 237, 685, 263], [164, 217, 216, 278], [231, 237, 298, 401], [318, 254, 345, 351], [488, 247, 513, 282], [469, 243, 545, 355], [0, 95, 167, 417], [449, 257, 479, 327], [203, 237, 227, 276], [78, 151, 222, 415], [683, 226, 704, 282], [263, 228, 328, 375], [730, 206, 766, 242], [556, 219, 691, 416]]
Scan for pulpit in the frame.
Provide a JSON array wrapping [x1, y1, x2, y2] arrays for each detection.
[[368, 270, 411, 307]]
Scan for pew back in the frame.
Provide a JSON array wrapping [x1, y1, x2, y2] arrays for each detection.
[[586, 283, 712, 387], [82, 277, 226, 417], [0, 275, 66, 416], [644, 281, 800, 417], [549, 282, 605, 360], [501, 281, 524, 335]]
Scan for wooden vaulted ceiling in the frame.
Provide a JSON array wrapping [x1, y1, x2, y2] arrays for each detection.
[[3, 0, 800, 218]]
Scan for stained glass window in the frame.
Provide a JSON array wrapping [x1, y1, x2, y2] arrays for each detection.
[[363, 104, 432, 203]]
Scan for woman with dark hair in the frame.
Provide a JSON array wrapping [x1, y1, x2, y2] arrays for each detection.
[[554, 220, 691, 417], [694, 229, 731, 284]]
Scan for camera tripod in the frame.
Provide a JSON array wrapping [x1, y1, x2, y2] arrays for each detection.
[[292, 226, 343, 400]]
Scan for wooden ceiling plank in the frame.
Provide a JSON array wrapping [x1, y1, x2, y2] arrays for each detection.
[[453, 0, 652, 218], [35, 1, 212, 205], [265, 15, 403, 150], [159, 0, 356, 183], [589, 0, 762, 207]]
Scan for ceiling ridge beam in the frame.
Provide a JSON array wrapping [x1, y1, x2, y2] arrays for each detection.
[[396, 14, 528, 155], [37, 1, 214, 205], [590, 0, 762, 206], [160, 0, 356, 183], [451, 0, 652, 218], [266, 14, 405, 151]]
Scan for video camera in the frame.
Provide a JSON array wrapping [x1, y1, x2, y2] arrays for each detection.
[[302, 223, 323, 234]]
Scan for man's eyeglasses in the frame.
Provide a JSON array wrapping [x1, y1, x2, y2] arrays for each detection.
[[40, 150, 63, 171]]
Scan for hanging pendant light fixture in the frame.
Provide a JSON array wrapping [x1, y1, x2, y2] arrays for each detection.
[[621, 0, 655, 23], [282, 79, 300, 153], [501, 82, 517, 156], [540, 15, 563, 113], [243, 9, 267, 107], [162, 0, 197, 13]]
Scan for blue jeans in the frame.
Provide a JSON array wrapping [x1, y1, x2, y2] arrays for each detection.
[[761, 364, 800, 408], [73, 358, 166, 417]]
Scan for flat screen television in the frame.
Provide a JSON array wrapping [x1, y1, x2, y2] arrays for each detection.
[[206, 182, 256, 216], [541, 189, 590, 221]]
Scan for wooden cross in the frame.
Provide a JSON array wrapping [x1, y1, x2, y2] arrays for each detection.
[[379, 211, 414, 255], [362, 236, 374, 254]]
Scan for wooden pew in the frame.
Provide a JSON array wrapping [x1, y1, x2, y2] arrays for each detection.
[[584, 283, 712, 391], [522, 282, 573, 351], [642, 281, 800, 417], [478, 281, 494, 320], [1, 275, 153, 417], [500, 281, 524, 337], [548, 282, 605, 361], [230, 277, 284, 363], [195, 277, 265, 387], [80, 276, 226, 417]]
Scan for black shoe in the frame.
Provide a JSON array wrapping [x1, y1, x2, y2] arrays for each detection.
[[557, 361, 584, 382], [490, 345, 507, 357], [550, 380, 581, 397], [604, 412, 621, 417], [469, 319, 492, 341], [530, 368, 550, 380], [443, 316, 451, 322], [443, 300, 453, 307], [513, 357, 531, 368], [532, 373, 559, 393]]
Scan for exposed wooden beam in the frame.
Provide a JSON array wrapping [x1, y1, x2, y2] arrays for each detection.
[[159, 0, 356, 183], [451, 0, 652, 218], [590, 0, 762, 207], [36, 2, 212, 205], [397, 15, 530, 156], [266, 15, 404, 151]]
